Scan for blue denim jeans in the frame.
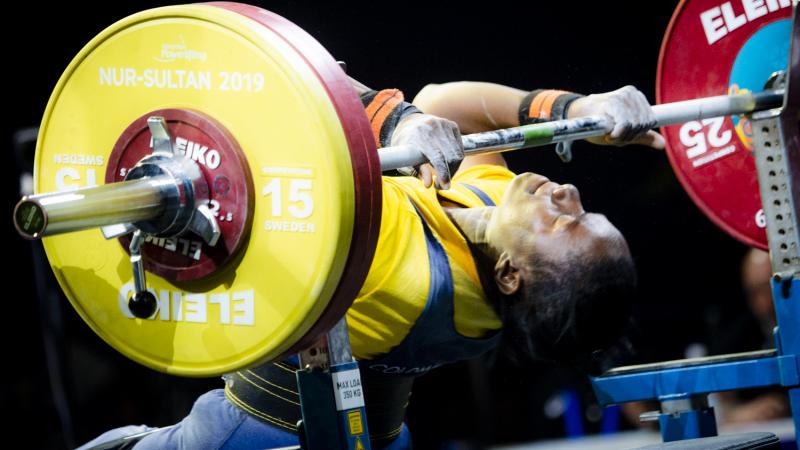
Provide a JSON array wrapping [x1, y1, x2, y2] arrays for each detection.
[[77, 389, 411, 450]]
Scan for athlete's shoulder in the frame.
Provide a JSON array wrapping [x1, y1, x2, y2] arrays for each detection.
[[452, 164, 516, 183]]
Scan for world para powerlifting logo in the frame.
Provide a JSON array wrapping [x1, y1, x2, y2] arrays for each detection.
[[155, 37, 207, 63]]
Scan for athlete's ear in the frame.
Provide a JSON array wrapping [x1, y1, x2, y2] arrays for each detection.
[[494, 252, 521, 295]]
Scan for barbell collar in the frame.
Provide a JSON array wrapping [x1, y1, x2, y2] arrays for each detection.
[[130, 230, 148, 295]]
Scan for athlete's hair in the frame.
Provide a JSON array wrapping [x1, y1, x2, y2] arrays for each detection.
[[496, 236, 636, 368]]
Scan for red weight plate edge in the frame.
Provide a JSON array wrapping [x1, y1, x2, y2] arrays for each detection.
[[206, 3, 382, 356], [656, 0, 768, 250], [106, 108, 255, 281]]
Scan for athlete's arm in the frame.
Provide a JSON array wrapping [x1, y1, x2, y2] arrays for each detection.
[[358, 84, 464, 189], [412, 81, 665, 172]]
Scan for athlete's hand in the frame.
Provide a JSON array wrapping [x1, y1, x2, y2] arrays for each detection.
[[391, 113, 464, 189], [567, 85, 665, 149]]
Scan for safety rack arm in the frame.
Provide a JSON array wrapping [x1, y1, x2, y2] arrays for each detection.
[[295, 318, 372, 450]]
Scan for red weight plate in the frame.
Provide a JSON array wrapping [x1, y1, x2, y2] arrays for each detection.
[[106, 109, 255, 281], [658, 0, 792, 249], [208, 2, 382, 354]]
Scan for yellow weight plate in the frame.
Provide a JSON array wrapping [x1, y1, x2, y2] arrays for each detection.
[[35, 4, 356, 376]]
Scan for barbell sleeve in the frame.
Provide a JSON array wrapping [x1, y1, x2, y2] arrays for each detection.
[[378, 89, 785, 172], [652, 89, 784, 126], [14, 176, 175, 239]]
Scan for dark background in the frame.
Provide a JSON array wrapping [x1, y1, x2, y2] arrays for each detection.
[[3, 1, 764, 449]]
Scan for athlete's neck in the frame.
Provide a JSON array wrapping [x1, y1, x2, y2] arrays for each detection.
[[444, 206, 505, 304], [443, 206, 500, 261]]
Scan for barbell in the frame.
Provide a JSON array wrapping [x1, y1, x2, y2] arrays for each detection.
[[12, 1, 795, 376]]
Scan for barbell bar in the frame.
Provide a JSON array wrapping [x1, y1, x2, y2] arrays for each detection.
[[379, 89, 785, 171], [14, 89, 785, 240]]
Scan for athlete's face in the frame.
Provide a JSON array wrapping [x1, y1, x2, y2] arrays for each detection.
[[486, 173, 625, 293]]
